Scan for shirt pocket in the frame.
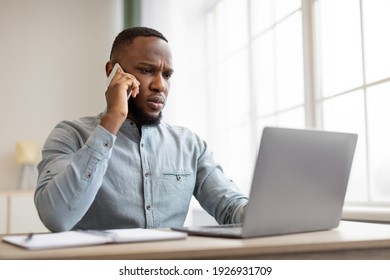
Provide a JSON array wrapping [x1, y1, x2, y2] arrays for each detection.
[[161, 170, 194, 192]]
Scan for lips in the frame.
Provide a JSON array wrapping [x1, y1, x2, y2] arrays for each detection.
[[147, 95, 166, 111]]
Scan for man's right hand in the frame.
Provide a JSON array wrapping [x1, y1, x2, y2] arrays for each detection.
[[100, 63, 140, 134]]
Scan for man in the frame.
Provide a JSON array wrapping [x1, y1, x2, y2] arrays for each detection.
[[35, 26, 248, 232]]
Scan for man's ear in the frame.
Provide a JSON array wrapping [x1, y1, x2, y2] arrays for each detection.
[[105, 61, 114, 78]]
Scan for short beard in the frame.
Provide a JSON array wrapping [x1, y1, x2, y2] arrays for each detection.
[[127, 97, 162, 126]]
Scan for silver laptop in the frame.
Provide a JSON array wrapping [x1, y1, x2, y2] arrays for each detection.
[[172, 127, 357, 238]]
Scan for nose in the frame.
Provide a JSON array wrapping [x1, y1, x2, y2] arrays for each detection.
[[150, 73, 167, 93]]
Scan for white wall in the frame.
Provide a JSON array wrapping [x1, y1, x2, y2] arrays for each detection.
[[0, 0, 123, 190]]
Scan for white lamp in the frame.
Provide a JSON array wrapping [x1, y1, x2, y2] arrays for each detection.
[[15, 141, 40, 190]]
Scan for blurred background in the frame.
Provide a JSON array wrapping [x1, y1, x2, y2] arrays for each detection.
[[1, 0, 390, 233]]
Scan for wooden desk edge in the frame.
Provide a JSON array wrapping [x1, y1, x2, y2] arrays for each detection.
[[2, 221, 390, 260]]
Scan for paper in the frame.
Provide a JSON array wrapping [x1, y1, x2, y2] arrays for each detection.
[[2, 228, 187, 250]]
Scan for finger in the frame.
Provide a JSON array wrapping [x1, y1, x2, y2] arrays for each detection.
[[112, 73, 140, 98], [123, 75, 140, 98], [130, 83, 139, 98]]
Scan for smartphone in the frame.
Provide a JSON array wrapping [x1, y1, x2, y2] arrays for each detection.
[[106, 63, 121, 86]]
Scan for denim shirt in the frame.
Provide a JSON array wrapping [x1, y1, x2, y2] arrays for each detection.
[[35, 112, 248, 232]]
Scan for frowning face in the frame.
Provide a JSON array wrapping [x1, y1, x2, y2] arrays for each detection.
[[115, 36, 174, 126]]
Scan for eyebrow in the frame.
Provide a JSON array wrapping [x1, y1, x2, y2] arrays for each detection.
[[137, 61, 174, 73]]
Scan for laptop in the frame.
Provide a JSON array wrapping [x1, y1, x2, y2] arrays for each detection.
[[172, 127, 358, 238]]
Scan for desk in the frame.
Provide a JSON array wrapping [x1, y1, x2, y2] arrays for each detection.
[[1, 221, 390, 260]]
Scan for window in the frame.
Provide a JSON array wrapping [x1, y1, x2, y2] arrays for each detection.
[[316, 0, 390, 204], [205, 0, 390, 209], [206, 0, 305, 195]]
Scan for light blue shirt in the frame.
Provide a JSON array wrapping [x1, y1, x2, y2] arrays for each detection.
[[35, 112, 248, 232]]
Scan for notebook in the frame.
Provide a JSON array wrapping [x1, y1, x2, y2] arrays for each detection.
[[2, 228, 187, 250], [172, 127, 358, 238]]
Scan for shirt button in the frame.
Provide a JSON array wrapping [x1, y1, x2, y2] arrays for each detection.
[[103, 141, 110, 148], [145, 172, 149, 177], [141, 143, 144, 148], [146, 205, 151, 210]]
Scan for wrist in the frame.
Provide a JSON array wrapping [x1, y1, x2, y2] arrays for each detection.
[[100, 110, 127, 134]]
